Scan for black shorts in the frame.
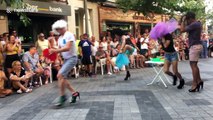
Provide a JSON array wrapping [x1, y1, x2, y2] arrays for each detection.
[[81, 55, 92, 65], [140, 49, 148, 56], [5, 54, 20, 68]]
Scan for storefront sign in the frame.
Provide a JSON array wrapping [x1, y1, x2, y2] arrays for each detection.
[[0, 0, 71, 16], [99, 7, 161, 23], [133, 16, 156, 21]]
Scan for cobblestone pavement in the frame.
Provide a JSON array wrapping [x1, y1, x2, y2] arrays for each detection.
[[1, 58, 213, 120]]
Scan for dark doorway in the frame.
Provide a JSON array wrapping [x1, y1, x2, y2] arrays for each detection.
[[140, 23, 151, 35], [106, 21, 134, 37], [8, 14, 63, 46]]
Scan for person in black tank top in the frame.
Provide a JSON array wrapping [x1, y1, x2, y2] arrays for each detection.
[[161, 33, 185, 89], [10, 61, 33, 93]]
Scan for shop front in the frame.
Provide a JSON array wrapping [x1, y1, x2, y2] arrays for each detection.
[[99, 6, 165, 37], [105, 21, 134, 36], [0, 0, 71, 49]]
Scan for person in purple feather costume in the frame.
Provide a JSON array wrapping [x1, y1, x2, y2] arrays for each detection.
[[150, 19, 185, 89]]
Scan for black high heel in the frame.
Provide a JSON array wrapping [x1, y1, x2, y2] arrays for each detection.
[[177, 79, 185, 89], [70, 92, 80, 103], [189, 85, 200, 92], [55, 95, 67, 106], [124, 71, 131, 81], [173, 75, 177, 86], [199, 81, 204, 89]]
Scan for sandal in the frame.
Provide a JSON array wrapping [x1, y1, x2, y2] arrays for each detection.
[[0, 94, 6, 98], [25, 88, 32, 93], [45, 81, 49, 85], [17, 89, 23, 94]]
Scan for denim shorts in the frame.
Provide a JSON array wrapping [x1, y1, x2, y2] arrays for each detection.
[[58, 56, 77, 78], [164, 52, 178, 63]]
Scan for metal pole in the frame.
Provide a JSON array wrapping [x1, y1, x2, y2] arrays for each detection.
[[84, 0, 89, 34]]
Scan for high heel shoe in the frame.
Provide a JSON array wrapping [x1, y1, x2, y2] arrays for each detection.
[[70, 92, 80, 103], [189, 85, 200, 92], [177, 79, 185, 89], [173, 75, 177, 86], [199, 81, 204, 89], [55, 95, 67, 106], [124, 71, 131, 81]]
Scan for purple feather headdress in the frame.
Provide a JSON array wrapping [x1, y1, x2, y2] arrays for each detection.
[[150, 18, 178, 40]]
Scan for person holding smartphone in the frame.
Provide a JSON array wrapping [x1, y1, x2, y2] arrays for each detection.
[[5, 35, 22, 76]]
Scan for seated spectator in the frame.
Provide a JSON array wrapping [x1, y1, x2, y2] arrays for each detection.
[[109, 44, 120, 72], [1, 33, 8, 57], [53, 54, 63, 71], [110, 37, 119, 49], [40, 56, 51, 84], [95, 44, 112, 75], [35, 33, 49, 56], [140, 38, 149, 58], [2, 32, 9, 44], [0, 64, 13, 98], [51, 54, 63, 80], [179, 41, 185, 61], [0, 40, 4, 66], [149, 39, 160, 58], [184, 43, 189, 60], [136, 35, 145, 68], [10, 61, 34, 93], [100, 36, 108, 51], [22, 45, 44, 86]]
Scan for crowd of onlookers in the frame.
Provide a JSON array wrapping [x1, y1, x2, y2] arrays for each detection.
[[0, 29, 212, 98]]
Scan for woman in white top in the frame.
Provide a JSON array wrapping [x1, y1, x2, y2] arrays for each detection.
[[110, 37, 119, 49], [100, 36, 108, 51]]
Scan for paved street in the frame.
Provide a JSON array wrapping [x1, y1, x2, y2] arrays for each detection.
[[1, 58, 213, 120]]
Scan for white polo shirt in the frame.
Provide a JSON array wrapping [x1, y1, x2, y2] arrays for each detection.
[[58, 31, 77, 59]]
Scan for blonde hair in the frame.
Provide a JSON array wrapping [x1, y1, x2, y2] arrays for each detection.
[[12, 61, 21, 68]]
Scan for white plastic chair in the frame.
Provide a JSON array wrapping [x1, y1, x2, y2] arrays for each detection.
[[49, 63, 53, 83], [73, 66, 79, 78], [95, 58, 106, 75], [39, 77, 43, 86]]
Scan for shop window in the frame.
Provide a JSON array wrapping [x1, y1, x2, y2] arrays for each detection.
[[106, 21, 133, 36]]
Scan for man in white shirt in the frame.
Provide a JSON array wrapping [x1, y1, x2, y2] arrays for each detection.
[[50, 20, 79, 107], [91, 36, 99, 74]]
